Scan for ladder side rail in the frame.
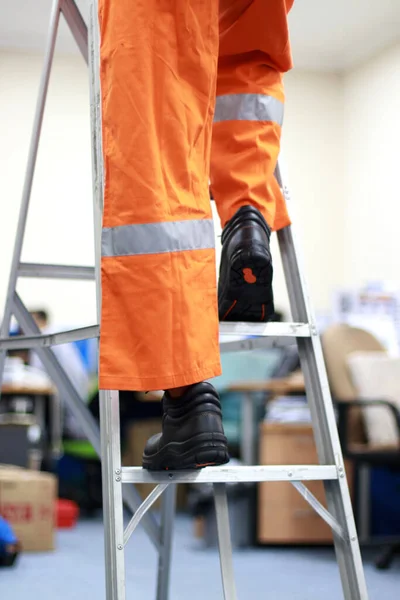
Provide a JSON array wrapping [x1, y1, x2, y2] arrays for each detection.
[[277, 167, 369, 600], [88, 0, 104, 321], [88, 3, 128, 599], [100, 390, 126, 600]]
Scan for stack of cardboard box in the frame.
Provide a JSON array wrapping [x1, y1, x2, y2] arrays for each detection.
[[0, 465, 57, 552]]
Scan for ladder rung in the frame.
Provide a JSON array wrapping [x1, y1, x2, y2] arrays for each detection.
[[1, 322, 312, 352], [121, 465, 337, 484], [18, 263, 95, 280], [0, 325, 99, 351], [219, 321, 312, 339]]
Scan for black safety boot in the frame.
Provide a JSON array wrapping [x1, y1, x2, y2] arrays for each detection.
[[218, 205, 274, 322], [142, 382, 229, 471]]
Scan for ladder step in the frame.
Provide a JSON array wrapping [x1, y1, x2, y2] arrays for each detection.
[[1, 322, 311, 352], [18, 263, 95, 280], [121, 465, 337, 484], [0, 325, 99, 351], [220, 321, 312, 339]]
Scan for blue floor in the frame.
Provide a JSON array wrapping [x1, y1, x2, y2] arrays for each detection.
[[1, 515, 399, 599]]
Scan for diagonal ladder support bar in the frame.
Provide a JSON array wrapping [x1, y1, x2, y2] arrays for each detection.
[[124, 484, 169, 546], [291, 481, 346, 540], [61, 0, 88, 63], [12, 294, 100, 450], [12, 293, 161, 550]]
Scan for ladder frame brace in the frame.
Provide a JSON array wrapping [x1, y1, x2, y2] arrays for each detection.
[[121, 475, 346, 549]]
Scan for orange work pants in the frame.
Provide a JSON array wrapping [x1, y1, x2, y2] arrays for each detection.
[[98, 0, 294, 392]]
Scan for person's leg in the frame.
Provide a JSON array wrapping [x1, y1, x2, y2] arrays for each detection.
[[98, 0, 229, 470], [213, 0, 294, 229], [213, 0, 294, 322], [98, 0, 221, 393]]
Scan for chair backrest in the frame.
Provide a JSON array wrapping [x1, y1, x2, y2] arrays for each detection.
[[321, 323, 386, 443], [270, 345, 300, 379]]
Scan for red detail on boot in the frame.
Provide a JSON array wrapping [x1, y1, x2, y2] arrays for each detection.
[[242, 268, 257, 284]]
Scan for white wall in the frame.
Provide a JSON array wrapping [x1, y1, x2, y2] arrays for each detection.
[[280, 69, 345, 315], [343, 43, 400, 288], [0, 50, 96, 328], [0, 49, 345, 328]]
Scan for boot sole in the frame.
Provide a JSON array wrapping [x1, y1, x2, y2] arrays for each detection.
[[219, 246, 274, 322], [142, 432, 229, 471]]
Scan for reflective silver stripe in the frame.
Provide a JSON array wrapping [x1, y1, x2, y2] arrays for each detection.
[[102, 219, 215, 257], [214, 93, 284, 126]]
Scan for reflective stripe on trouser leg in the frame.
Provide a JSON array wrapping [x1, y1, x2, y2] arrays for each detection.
[[102, 219, 215, 257], [213, 93, 284, 126], [98, 0, 221, 391], [211, 0, 293, 231], [211, 91, 288, 230]]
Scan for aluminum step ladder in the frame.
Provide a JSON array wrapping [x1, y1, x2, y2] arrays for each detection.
[[0, 1, 369, 599]]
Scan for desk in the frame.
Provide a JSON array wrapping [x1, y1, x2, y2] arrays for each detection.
[[1, 384, 55, 395], [228, 373, 306, 464]]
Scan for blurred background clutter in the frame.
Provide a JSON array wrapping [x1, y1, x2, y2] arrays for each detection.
[[1, 0, 400, 599]]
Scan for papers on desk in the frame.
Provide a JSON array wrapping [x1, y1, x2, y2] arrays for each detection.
[[265, 395, 339, 424], [265, 395, 311, 423], [3, 357, 52, 390]]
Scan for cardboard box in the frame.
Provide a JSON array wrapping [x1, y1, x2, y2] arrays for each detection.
[[258, 423, 353, 544], [0, 465, 57, 552]]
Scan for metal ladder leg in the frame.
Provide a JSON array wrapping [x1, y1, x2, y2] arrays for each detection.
[[88, 0, 103, 313], [213, 484, 238, 600], [156, 485, 177, 600], [277, 171, 368, 599], [100, 390, 126, 600], [0, 0, 62, 388]]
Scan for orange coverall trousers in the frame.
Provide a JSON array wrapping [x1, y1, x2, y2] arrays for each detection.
[[98, 0, 294, 392]]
